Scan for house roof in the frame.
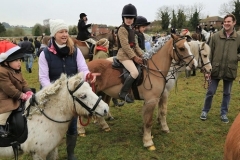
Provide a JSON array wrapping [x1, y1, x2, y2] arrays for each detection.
[[200, 16, 224, 23]]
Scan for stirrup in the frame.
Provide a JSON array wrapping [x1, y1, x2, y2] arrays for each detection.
[[119, 93, 134, 103]]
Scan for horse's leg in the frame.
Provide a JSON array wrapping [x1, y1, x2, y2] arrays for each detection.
[[142, 98, 159, 151], [157, 91, 170, 133], [77, 116, 86, 137], [96, 116, 111, 132], [31, 152, 46, 160], [46, 147, 58, 160]]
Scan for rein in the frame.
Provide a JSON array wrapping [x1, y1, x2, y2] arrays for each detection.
[[25, 80, 102, 123], [141, 37, 192, 97]]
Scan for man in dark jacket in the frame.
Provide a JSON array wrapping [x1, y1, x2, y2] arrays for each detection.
[[209, 24, 215, 32], [76, 13, 92, 41], [34, 37, 41, 54], [19, 37, 35, 73], [200, 14, 240, 123]]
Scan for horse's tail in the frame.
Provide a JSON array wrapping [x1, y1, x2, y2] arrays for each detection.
[[0, 147, 14, 158]]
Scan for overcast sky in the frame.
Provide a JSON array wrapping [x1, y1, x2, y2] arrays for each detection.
[[1, 0, 228, 27]]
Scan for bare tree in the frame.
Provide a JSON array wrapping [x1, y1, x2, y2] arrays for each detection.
[[156, 5, 173, 20], [219, 0, 235, 16], [184, 3, 205, 20]]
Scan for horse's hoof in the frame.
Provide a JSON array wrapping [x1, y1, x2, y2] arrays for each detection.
[[104, 128, 111, 132], [162, 129, 170, 133], [147, 145, 156, 151], [107, 117, 114, 121], [79, 133, 86, 137]]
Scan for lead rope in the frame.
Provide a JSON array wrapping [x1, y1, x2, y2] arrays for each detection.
[[203, 73, 211, 89], [79, 73, 96, 126]]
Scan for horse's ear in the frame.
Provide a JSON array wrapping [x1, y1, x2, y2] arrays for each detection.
[[78, 72, 84, 81], [201, 42, 205, 48]]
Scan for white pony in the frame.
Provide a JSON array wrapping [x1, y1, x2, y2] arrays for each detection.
[[157, 40, 212, 132], [0, 72, 109, 160]]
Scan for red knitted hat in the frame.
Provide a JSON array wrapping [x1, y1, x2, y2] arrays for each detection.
[[0, 40, 22, 63]]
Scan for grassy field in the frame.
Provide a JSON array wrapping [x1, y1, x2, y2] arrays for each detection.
[[3, 58, 240, 160]]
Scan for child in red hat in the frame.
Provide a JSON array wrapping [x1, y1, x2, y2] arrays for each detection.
[[0, 40, 33, 137]]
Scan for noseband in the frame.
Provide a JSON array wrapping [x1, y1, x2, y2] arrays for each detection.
[[67, 81, 102, 117]]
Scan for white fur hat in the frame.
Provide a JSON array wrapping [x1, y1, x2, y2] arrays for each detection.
[[49, 19, 69, 37]]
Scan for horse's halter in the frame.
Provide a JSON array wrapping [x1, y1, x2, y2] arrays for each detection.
[[67, 81, 102, 117], [172, 38, 195, 68]]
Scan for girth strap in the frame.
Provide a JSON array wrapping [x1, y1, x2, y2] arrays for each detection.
[[11, 142, 20, 160]]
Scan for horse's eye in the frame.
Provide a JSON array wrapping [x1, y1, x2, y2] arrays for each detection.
[[203, 55, 207, 58], [179, 48, 185, 51], [79, 94, 87, 99]]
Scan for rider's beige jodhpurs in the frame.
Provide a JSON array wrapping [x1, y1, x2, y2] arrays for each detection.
[[121, 60, 139, 79]]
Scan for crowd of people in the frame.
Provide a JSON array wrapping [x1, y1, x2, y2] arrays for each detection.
[[0, 3, 240, 159]]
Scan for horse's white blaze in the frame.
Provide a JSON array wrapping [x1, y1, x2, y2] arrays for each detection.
[[184, 41, 198, 69]]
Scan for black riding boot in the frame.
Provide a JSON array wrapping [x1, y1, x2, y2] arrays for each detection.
[[119, 75, 135, 103], [112, 98, 125, 107], [66, 134, 78, 160]]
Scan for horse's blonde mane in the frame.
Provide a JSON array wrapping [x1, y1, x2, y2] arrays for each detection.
[[143, 35, 171, 59], [24, 74, 68, 116]]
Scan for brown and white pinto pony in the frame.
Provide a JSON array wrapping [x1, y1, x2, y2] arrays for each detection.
[[85, 34, 197, 150], [224, 113, 240, 160]]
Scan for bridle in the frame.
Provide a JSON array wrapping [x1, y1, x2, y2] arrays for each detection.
[[194, 43, 212, 89], [26, 81, 102, 123], [196, 44, 211, 73], [172, 38, 195, 68]]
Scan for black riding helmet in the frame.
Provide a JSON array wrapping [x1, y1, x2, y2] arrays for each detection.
[[134, 16, 151, 27], [122, 4, 137, 23], [80, 13, 87, 19]]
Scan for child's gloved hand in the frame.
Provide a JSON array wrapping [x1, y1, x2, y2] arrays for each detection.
[[20, 91, 33, 101], [26, 91, 33, 97]]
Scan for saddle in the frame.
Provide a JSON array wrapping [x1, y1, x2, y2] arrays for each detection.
[[112, 57, 143, 100], [0, 102, 28, 159]]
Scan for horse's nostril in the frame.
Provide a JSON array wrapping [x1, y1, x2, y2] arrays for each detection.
[[104, 110, 107, 114]]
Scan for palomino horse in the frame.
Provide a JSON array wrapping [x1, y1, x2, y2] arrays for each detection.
[[72, 32, 117, 60], [86, 34, 198, 150], [0, 73, 109, 160], [224, 113, 240, 160], [157, 41, 212, 133]]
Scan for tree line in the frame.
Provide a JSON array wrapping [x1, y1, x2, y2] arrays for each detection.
[[1, 0, 240, 37], [155, 0, 240, 32]]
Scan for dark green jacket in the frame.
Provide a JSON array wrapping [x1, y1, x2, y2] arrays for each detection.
[[209, 28, 240, 80]]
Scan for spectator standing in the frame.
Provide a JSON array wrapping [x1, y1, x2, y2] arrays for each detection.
[[19, 37, 35, 73], [34, 37, 41, 54], [200, 14, 240, 123]]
